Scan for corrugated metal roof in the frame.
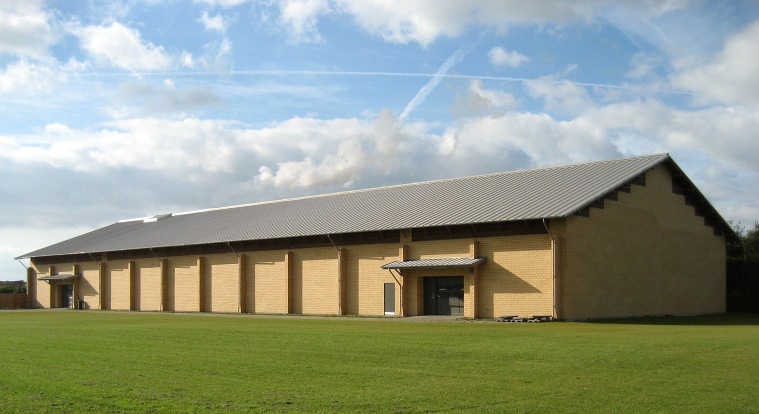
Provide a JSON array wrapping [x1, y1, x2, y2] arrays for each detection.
[[381, 257, 487, 270], [38, 274, 80, 281], [18, 153, 730, 259]]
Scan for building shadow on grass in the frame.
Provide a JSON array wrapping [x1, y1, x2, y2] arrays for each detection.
[[582, 312, 759, 326]]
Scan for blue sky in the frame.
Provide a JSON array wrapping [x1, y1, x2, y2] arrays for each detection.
[[2, 0, 759, 280]]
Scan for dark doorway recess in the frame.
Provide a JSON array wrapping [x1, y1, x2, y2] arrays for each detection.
[[60, 284, 73, 308], [424, 276, 464, 315]]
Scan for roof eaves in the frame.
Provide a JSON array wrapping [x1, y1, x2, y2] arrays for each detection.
[[557, 153, 670, 217], [663, 157, 740, 242]]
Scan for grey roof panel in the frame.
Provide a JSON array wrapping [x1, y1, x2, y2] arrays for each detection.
[[18, 153, 732, 259], [381, 257, 487, 270]]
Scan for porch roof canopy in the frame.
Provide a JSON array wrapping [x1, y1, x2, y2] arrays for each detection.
[[38, 274, 80, 282], [381, 257, 486, 270]]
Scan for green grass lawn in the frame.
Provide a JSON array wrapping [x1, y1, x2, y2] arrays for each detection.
[[1, 311, 758, 413]]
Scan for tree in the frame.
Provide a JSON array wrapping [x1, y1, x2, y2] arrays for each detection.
[[744, 222, 759, 260], [727, 222, 759, 313]]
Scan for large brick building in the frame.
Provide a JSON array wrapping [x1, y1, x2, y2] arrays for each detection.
[[18, 154, 735, 319]]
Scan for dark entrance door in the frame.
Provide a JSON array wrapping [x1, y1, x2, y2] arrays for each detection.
[[60, 284, 73, 308], [424, 276, 464, 315]]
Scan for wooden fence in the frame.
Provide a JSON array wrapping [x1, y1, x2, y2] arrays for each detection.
[[0, 293, 27, 309]]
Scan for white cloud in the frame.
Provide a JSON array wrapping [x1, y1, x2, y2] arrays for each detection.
[[199, 11, 228, 32], [0, 118, 241, 175], [0, 60, 62, 93], [108, 79, 223, 118], [453, 80, 518, 117], [255, 110, 409, 188], [2, 80, 758, 230], [334, 0, 468, 46], [258, 139, 365, 188], [525, 76, 596, 116], [180, 51, 195, 68], [244, 0, 667, 46], [0, 0, 55, 57], [625, 53, 663, 80], [488, 47, 528, 67], [195, 0, 251, 7], [277, 0, 330, 43], [72, 22, 172, 71], [245, 1, 688, 46], [196, 38, 232, 71], [3, 93, 757, 189], [0, 110, 410, 192], [671, 20, 759, 107], [331, 0, 682, 47]]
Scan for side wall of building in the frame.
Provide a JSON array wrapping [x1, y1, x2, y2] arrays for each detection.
[[107, 260, 131, 310], [78, 262, 100, 310], [406, 235, 552, 318], [135, 259, 162, 311], [29, 234, 554, 318], [204, 254, 239, 313], [291, 247, 339, 315], [558, 163, 726, 319], [343, 244, 403, 316], [249, 250, 289, 314]]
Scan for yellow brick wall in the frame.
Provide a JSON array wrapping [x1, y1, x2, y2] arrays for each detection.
[[168, 256, 199, 312], [344, 244, 401, 316], [560, 164, 726, 319], [79, 262, 100, 310], [250, 250, 289, 314], [135, 259, 162, 311], [203, 254, 239, 313], [403, 275, 423, 316], [406, 236, 553, 319], [108, 260, 131, 310], [411, 239, 471, 260], [31, 264, 50, 308], [478, 235, 553, 318], [27, 235, 550, 317], [291, 247, 339, 315]]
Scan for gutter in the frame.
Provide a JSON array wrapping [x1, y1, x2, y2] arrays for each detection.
[[15, 258, 28, 270], [543, 218, 557, 320]]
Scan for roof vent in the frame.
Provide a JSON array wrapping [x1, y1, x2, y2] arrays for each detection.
[[143, 213, 172, 223]]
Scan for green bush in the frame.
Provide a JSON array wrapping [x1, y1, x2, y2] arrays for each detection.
[[0, 284, 26, 294]]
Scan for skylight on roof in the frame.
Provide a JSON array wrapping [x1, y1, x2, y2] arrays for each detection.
[[143, 214, 172, 223]]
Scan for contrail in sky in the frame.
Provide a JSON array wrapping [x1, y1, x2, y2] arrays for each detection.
[[397, 46, 469, 122], [100, 69, 694, 96]]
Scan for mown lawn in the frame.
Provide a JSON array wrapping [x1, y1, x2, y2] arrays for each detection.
[[0, 311, 758, 413]]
